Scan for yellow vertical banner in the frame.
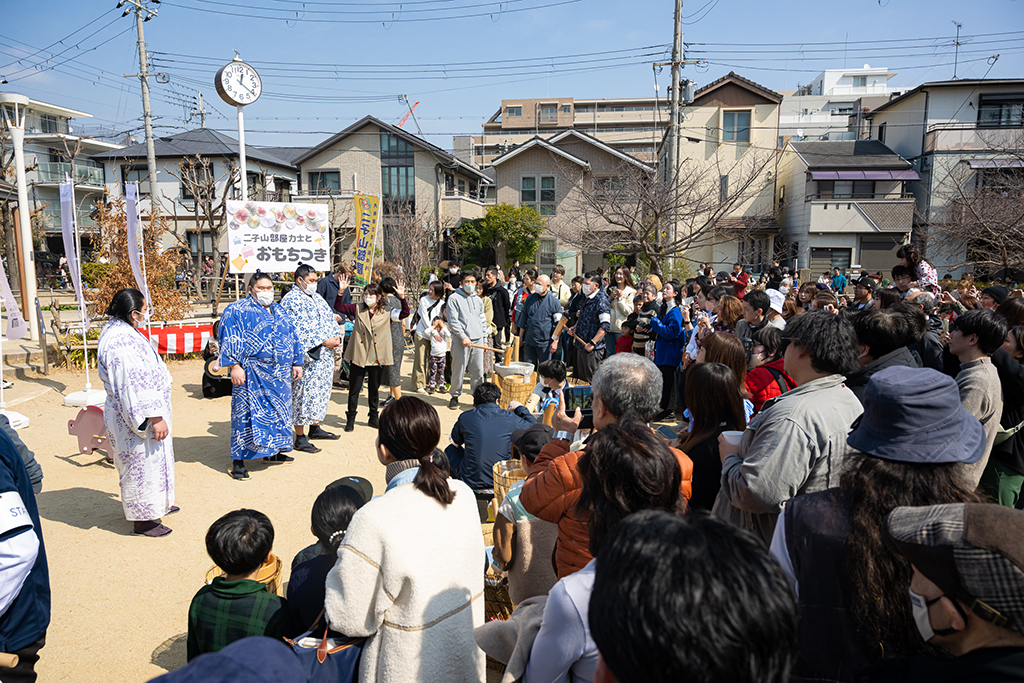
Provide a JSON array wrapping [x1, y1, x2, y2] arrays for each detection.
[[352, 193, 380, 287]]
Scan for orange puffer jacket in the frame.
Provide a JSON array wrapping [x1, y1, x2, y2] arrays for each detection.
[[520, 436, 693, 579]]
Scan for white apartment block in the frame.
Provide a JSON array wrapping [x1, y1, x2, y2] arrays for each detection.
[[456, 96, 669, 166], [778, 65, 909, 144]]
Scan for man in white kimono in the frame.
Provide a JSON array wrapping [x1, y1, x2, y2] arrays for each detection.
[[279, 264, 343, 453], [96, 288, 176, 536]]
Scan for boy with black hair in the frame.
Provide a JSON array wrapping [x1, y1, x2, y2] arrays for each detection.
[[527, 359, 568, 412], [891, 265, 914, 294], [845, 306, 921, 403], [187, 509, 289, 661], [949, 308, 1008, 490]]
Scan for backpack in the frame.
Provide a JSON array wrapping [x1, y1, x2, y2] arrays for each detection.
[[764, 366, 793, 396]]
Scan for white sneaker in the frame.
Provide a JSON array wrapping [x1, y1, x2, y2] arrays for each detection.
[[416, 388, 427, 394]]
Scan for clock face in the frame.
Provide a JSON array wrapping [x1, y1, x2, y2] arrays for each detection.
[[216, 61, 262, 106]]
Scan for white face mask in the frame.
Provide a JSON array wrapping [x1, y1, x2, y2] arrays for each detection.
[[255, 291, 274, 307], [132, 310, 151, 326], [586, 283, 599, 298], [909, 589, 937, 642], [463, 283, 475, 295], [299, 281, 315, 296], [534, 283, 544, 294], [450, 267, 460, 274], [363, 296, 377, 308]]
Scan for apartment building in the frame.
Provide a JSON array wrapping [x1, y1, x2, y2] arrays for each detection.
[[778, 65, 908, 144], [0, 94, 122, 255], [866, 78, 1024, 275], [458, 96, 668, 165]]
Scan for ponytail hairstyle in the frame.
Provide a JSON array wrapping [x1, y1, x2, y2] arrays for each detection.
[[378, 397, 453, 505], [294, 262, 316, 283], [660, 279, 683, 317], [311, 484, 366, 557], [106, 288, 145, 325]]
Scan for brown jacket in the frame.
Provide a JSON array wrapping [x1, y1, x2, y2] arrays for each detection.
[[520, 436, 694, 579], [340, 302, 392, 368]]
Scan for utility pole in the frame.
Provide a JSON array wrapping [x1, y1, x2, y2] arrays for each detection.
[[952, 21, 963, 80], [119, 0, 162, 214], [197, 91, 206, 128]]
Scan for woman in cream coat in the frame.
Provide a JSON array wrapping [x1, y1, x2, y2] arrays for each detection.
[[607, 265, 637, 356], [325, 397, 485, 682]]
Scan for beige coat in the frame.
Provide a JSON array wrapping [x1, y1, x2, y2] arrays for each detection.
[[344, 303, 393, 368]]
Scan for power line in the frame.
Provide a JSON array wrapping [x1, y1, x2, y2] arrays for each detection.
[[159, 0, 584, 23], [176, 0, 563, 15], [0, 8, 119, 70], [0, 22, 133, 82]]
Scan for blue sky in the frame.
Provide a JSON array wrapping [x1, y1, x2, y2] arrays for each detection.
[[2, 0, 1022, 150]]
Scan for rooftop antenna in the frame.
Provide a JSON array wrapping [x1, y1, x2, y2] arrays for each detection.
[[952, 21, 963, 79]]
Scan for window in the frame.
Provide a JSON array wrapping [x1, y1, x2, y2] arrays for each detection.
[[40, 114, 59, 134], [521, 175, 555, 215], [458, 179, 466, 195], [596, 176, 625, 198], [562, 105, 571, 114], [722, 111, 751, 142], [853, 180, 875, 198], [274, 177, 291, 202], [778, 185, 785, 210], [506, 106, 522, 118], [877, 122, 887, 143], [308, 171, 340, 194], [978, 96, 1024, 128], [853, 76, 867, 88], [469, 182, 477, 198], [818, 180, 834, 199], [719, 175, 729, 202], [537, 239, 556, 267], [444, 173, 455, 193], [181, 163, 215, 201], [834, 180, 854, 198], [540, 105, 558, 123], [122, 165, 151, 196], [381, 133, 415, 211]]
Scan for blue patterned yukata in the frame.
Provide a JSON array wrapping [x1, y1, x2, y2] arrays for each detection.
[[218, 296, 303, 461], [278, 283, 342, 426]]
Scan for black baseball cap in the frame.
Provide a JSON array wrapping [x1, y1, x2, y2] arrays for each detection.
[[325, 476, 373, 505], [510, 424, 554, 463]]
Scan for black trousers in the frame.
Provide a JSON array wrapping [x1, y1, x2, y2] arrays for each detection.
[[3, 635, 44, 683], [658, 364, 676, 411], [347, 364, 383, 416], [575, 346, 602, 383]]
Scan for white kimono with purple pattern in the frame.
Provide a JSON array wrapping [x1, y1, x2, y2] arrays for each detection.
[[97, 317, 175, 521]]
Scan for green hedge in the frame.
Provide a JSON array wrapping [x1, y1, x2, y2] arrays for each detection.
[[81, 262, 114, 288]]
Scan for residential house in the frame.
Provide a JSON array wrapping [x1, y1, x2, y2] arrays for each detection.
[[489, 128, 655, 277], [775, 140, 917, 274], [0, 94, 122, 255], [92, 127, 299, 253], [866, 78, 1024, 275], [292, 115, 492, 260], [660, 71, 783, 273], [459, 96, 667, 166], [778, 66, 908, 143]]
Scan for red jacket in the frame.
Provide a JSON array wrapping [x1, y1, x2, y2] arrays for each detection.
[[745, 357, 797, 413], [520, 435, 693, 579], [732, 271, 750, 299], [615, 334, 634, 354]]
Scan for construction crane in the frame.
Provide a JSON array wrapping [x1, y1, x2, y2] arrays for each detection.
[[397, 100, 419, 129]]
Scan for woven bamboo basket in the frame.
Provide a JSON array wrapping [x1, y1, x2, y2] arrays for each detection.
[[493, 459, 526, 510], [205, 553, 283, 596], [497, 373, 535, 410]]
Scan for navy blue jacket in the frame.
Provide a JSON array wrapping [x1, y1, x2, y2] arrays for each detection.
[[316, 273, 352, 320], [449, 403, 536, 490], [518, 292, 563, 349], [0, 428, 49, 652]]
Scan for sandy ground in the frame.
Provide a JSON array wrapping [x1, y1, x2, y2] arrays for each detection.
[[10, 349, 471, 682]]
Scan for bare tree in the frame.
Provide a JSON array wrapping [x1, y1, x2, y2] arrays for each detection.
[[163, 155, 239, 313], [548, 148, 777, 277], [381, 198, 437, 294], [925, 129, 1024, 278]]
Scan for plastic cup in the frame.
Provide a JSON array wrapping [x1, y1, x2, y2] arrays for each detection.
[[721, 430, 745, 445]]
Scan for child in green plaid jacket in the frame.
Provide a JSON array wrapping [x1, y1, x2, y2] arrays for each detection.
[[187, 509, 291, 661]]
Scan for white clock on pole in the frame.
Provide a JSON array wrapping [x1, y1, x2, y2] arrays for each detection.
[[215, 55, 260, 200]]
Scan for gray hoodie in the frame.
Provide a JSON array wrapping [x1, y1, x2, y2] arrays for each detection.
[[712, 374, 863, 545], [446, 288, 486, 343]]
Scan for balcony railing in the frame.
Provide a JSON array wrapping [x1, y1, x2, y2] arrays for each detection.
[[807, 195, 915, 232], [442, 188, 492, 202], [36, 161, 105, 186], [924, 123, 1023, 153], [806, 192, 915, 201], [39, 207, 98, 230]]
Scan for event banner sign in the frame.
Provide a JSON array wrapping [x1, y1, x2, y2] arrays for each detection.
[[125, 183, 151, 310], [351, 194, 380, 287], [226, 200, 330, 274], [59, 180, 88, 325]]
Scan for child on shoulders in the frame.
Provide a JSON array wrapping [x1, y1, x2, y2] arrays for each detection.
[[187, 509, 290, 661]]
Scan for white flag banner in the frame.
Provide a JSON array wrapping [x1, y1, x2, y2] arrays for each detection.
[[59, 180, 88, 324], [0, 257, 27, 342], [125, 183, 151, 309]]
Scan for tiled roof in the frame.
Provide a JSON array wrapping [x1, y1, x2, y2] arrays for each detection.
[[790, 140, 912, 170], [92, 128, 297, 169]]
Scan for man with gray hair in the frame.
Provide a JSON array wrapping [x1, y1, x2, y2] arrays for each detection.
[[520, 353, 693, 578]]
